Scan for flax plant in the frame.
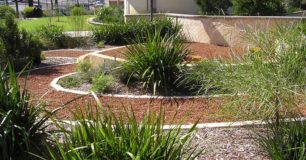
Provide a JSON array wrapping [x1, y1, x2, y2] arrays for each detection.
[[44, 94, 201, 159]]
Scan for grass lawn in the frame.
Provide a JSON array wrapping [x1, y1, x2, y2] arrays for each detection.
[[18, 15, 95, 32]]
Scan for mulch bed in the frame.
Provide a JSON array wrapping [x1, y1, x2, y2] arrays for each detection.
[[19, 45, 305, 123], [101, 43, 245, 60]]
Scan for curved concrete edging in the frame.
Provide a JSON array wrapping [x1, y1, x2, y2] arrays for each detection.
[[87, 17, 114, 26], [51, 72, 237, 99], [52, 117, 306, 129]]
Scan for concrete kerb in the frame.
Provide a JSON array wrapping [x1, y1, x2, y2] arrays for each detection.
[[51, 117, 306, 130]]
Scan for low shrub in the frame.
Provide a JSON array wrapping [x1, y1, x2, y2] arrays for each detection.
[[95, 41, 105, 48], [257, 118, 306, 160], [96, 6, 124, 24], [21, 6, 43, 18], [0, 5, 15, 18], [0, 15, 42, 70], [37, 24, 68, 49], [91, 74, 114, 93], [92, 18, 183, 45], [0, 64, 51, 159], [58, 75, 84, 88], [46, 98, 201, 159], [123, 29, 189, 95], [77, 60, 92, 73]]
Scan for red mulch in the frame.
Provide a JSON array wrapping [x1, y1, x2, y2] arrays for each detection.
[[19, 45, 305, 123], [101, 43, 245, 60]]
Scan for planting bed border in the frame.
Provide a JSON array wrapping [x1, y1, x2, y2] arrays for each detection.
[[51, 72, 235, 99]]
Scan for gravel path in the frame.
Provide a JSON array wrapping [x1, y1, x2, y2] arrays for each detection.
[[195, 127, 269, 160]]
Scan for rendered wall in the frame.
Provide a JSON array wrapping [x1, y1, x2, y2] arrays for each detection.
[[126, 13, 306, 47]]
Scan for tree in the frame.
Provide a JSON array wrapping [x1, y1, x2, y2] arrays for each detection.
[[195, 0, 232, 15], [232, 0, 286, 16]]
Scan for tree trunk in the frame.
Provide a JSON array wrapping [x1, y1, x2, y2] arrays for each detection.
[[28, 0, 34, 7], [15, 0, 19, 18]]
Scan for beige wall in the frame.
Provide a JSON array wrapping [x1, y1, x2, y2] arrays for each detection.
[[125, 0, 199, 15], [126, 13, 306, 47]]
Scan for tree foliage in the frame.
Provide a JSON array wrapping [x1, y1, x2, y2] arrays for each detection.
[[195, 0, 232, 15], [232, 0, 286, 16]]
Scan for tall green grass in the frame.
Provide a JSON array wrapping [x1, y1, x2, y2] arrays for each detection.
[[45, 94, 201, 159]]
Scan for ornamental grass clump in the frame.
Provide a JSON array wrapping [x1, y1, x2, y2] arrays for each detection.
[[257, 117, 306, 160], [0, 64, 51, 159], [46, 95, 201, 159], [221, 23, 306, 120], [123, 29, 190, 95]]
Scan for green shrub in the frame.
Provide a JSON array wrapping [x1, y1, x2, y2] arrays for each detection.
[[69, 6, 85, 16], [0, 15, 42, 70], [37, 24, 68, 49], [123, 29, 189, 95], [46, 98, 201, 159], [58, 75, 83, 88], [95, 41, 105, 48], [77, 60, 92, 73], [92, 18, 182, 45], [0, 64, 51, 159], [91, 74, 114, 93], [232, 0, 286, 16], [96, 6, 124, 24], [257, 118, 306, 160], [195, 0, 232, 15], [21, 6, 43, 18], [0, 5, 15, 18]]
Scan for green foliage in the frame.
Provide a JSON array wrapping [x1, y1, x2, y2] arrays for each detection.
[[69, 6, 85, 16], [37, 24, 68, 49], [95, 41, 105, 48], [257, 118, 306, 160], [195, 0, 232, 15], [0, 64, 51, 159], [0, 15, 42, 70], [58, 75, 84, 88], [96, 6, 124, 24], [232, 0, 286, 16], [0, 6, 15, 18], [46, 98, 201, 159], [91, 74, 114, 93], [77, 60, 92, 73], [178, 60, 229, 95], [22, 6, 43, 18], [123, 29, 189, 95], [92, 18, 183, 45], [222, 24, 306, 120]]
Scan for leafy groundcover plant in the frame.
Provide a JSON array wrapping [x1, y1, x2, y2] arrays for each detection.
[[0, 64, 51, 159], [45, 94, 202, 159], [123, 29, 189, 95]]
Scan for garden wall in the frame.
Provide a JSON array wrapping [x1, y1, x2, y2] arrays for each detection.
[[125, 13, 306, 47]]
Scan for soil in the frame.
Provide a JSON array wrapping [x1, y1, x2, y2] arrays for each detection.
[[100, 43, 245, 60]]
